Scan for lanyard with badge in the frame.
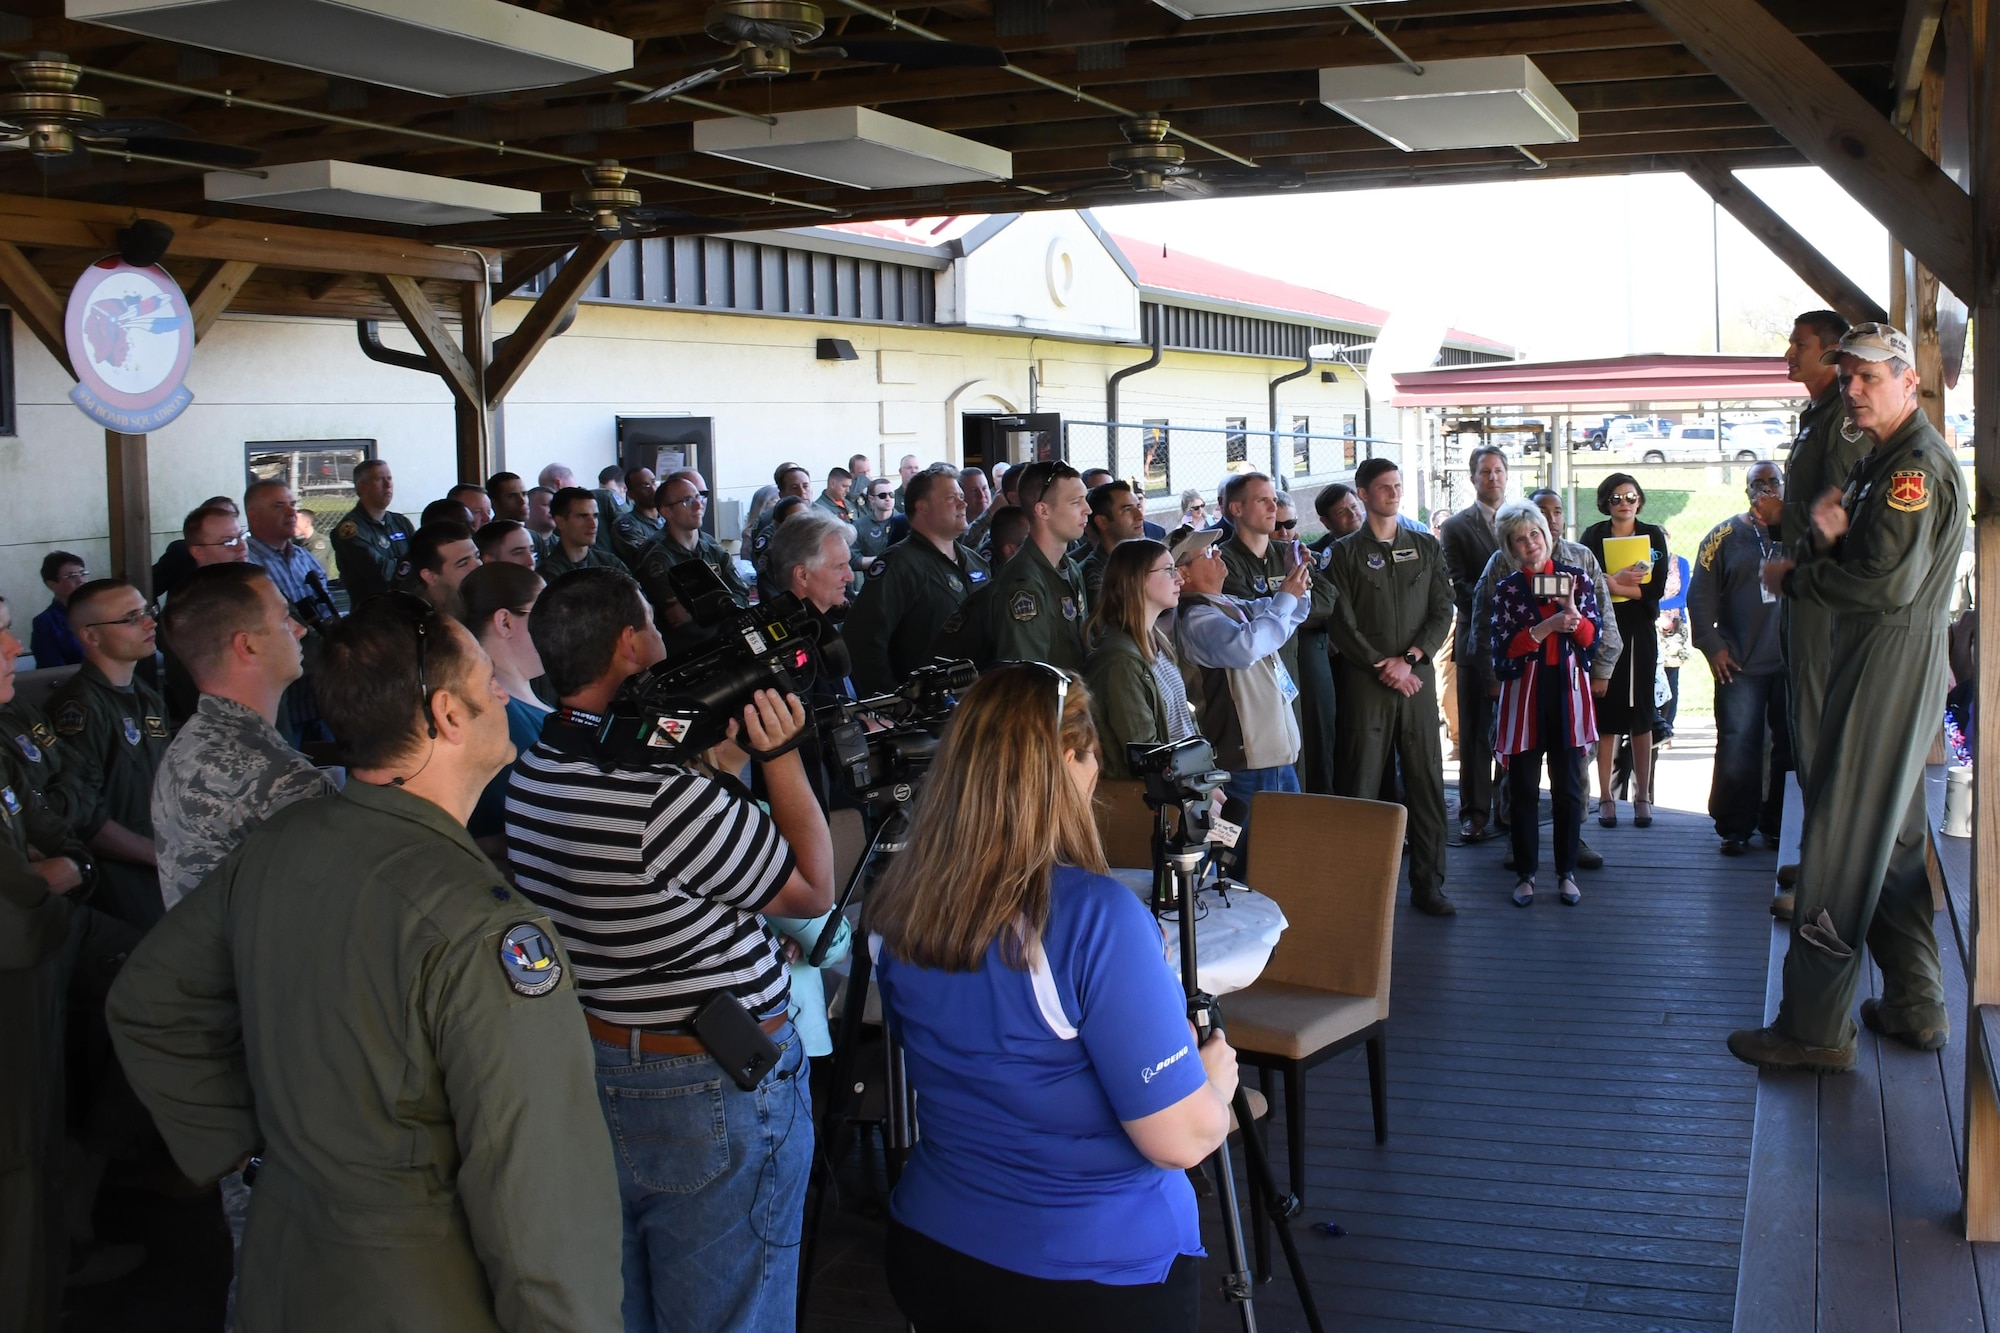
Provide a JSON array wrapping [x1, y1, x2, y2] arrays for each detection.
[[1754, 521, 1779, 604]]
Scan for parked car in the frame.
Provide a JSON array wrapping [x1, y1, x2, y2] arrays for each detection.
[[1602, 416, 1674, 450], [1620, 423, 1776, 464]]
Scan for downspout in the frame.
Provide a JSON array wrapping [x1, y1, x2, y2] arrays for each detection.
[[1268, 345, 1316, 475], [1106, 319, 1163, 479], [357, 306, 578, 374]]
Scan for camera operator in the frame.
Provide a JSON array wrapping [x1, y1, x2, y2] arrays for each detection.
[[107, 593, 623, 1332], [1085, 539, 1196, 778], [506, 567, 833, 1332], [868, 664, 1236, 1331]]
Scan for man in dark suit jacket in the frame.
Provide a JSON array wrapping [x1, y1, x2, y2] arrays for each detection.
[[1437, 445, 1509, 842]]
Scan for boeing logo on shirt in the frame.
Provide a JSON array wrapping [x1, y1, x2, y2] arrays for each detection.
[[1140, 1044, 1191, 1084]]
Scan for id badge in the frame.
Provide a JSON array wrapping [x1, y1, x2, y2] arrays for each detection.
[[1760, 581, 1778, 604], [1274, 660, 1300, 705]]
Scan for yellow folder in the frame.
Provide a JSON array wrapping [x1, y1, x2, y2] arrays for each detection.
[[1600, 535, 1654, 602]]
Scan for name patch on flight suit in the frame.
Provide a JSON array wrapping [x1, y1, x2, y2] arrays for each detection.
[[1887, 470, 1930, 513], [1011, 591, 1039, 622], [12, 733, 40, 763], [1392, 548, 1420, 563], [969, 569, 988, 583], [121, 717, 141, 746], [499, 922, 563, 997]]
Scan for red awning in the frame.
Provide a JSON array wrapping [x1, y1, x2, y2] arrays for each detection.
[[1390, 353, 1805, 409]]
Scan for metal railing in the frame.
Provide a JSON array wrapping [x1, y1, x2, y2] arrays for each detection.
[[1060, 418, 1404, 505]]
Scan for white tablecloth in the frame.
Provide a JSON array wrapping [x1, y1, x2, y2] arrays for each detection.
[[1110, 867, 1288, 997]]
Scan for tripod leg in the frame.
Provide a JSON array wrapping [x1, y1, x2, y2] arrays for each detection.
[[1207, 1146, 1258, 1333], [1233, 1088, 1325, 1333]]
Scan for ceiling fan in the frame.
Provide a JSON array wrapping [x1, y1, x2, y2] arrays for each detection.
[[1042, 116, 1305, 202], [437, 161, 739, 246], [0, 52, 261, 174], [634, 1, 1008, 103]]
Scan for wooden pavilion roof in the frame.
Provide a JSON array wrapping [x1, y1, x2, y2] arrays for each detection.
[[0, 0, 1899, 249]]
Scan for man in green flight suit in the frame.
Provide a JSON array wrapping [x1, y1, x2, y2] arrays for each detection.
[[610, 467, 667, 568], [1219, 475, 1339, 794], [1325, 458, 1456, 916], [48, 580, 170, 929], [540, 486, 633, 580], [845, 468, 990, 694], [1731, 323, 1964, 1072], [1773, 309, 1866, 910], [330, 459, 415, 603], [850, 475, 897, 594], [0, 595, 97, 1333], [983, 460, 1092, 673], [106, 594, 623, 1333], [634, 471, 751, 648]]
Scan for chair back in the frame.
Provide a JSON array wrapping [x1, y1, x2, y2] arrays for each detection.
[[1245, 791, 1402, 1012], [830, 807, 868, 894], [14, 665, 78, 713], [1093, 779, 1155, 870]]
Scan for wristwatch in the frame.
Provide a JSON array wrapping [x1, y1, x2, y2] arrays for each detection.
[[1403, 649, 1421, 666]]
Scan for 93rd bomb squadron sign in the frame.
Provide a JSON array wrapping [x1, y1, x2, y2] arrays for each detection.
[[64, 257, 195, 432]]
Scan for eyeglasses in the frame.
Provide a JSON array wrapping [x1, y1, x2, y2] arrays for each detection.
[[190, 532, 248, 549], [84, 603, 157, 629], [1746, 479, 1782, 496], [1148, 562, 1181, 580], [1609, 492, 1642, 505], [383, 592, 439, 740], [660, 491, 707, 511], [1274, 519, 1299, 532], [1176, 544, 1222, 568], [1186, 502, 1206, 514], [52, 569, 89, 584]]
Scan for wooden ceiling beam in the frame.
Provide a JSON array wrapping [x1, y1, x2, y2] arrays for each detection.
[[0, 240, 75, 377], [1639, 0, 1974, 299], [187, 258, 257, 342], [1678, 156, 1887, 324], [1890, 0, 1949, 131], [377, 272, 479, 406], [486, 235, 620, 406]]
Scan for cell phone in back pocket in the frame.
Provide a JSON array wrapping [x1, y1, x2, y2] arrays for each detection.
[[693, 992, 782, 1091]]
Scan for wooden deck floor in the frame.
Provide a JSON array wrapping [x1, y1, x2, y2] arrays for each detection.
[[805, 735, 1779, 1332]]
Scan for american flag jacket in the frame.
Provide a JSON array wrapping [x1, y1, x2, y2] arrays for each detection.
[[1489, 560, 1602, 757]]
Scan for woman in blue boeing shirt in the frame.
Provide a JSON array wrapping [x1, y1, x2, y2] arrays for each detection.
[[869, 663, 1239, 1331]]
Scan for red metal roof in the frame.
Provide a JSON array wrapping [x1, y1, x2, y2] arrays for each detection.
[[1390, 353, 1805, 408], [1105, 231, 1389, 327]]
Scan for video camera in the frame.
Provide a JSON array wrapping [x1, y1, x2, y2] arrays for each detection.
[[819, 660, 977, 808], [1128, 736, 1229, 845], [595, 559, 844, 765]]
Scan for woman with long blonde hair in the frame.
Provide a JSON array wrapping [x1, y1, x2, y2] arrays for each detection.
[[868, 663, 1237, 1332]]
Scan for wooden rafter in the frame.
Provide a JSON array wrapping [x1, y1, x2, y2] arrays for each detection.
[[1678, 157, 1887, 325], [486, 236, 620, 408], [1892, 0, 1950, 131], [375, 272, 479, 407], [187, 258, 257, 342], [0, 240, 74, 378]]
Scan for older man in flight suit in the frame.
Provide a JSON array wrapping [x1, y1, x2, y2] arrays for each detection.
[[1325, 458, 1456, 916], [1730, 324, 1963, 1072]]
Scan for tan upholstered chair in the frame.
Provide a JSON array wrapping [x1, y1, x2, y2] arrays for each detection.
[[1223, 791, 1403, 1213], [1093, 779, 1157, 869]]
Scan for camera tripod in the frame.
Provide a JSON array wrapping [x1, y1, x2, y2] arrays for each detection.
[[1151, 807, 1325, 1333]]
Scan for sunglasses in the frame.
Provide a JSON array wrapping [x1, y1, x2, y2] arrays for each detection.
[[1609, 492, 1641, 505], [1019, 660, 1070, 732], [1275, 519, 1298, 532]]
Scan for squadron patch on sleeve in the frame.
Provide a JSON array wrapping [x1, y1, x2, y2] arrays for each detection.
[[1010, 590, 1039, 622], [868, 559, 887, 579], [336, 520, 358, 540], [1886, 470, 1930, 513], [53, 700, 87, 737], [499, 922, 563, 997]]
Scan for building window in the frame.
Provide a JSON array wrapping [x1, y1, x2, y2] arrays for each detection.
[[1225, 416, 1248, 464], [245, 439, 376, 581], [1291, 416, 1310, 479], [1342, 413, 1359, 468], [1142, 420, 1170, 495]]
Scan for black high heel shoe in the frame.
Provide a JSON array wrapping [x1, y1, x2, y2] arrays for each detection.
[[1598, 798, 1617, 828], [1633, 800, 1653, 829]]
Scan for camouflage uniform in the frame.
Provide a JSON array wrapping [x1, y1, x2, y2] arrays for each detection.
[[151, 695, 338, 912], [330, 506, 415, 604], [49, 664, 170, 929]]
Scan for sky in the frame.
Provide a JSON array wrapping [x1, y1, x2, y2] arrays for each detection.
[[1090, 167, 1890, 368]]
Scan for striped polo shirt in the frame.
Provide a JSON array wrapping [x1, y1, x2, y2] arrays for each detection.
[[504, 712, 796, 1029]]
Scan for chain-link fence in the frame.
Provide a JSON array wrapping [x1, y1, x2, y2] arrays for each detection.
[[1061, 418, 1403, 527]]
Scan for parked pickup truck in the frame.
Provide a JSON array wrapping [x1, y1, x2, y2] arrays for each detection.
[[1619, 423, 1779, 464]]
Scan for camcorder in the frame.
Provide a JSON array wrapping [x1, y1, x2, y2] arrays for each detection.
[[1129, 736, 1229, 846], [595, 559, 844, 765], [819, 660, 977, 808]]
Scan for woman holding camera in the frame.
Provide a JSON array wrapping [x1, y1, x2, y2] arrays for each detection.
[[1084, 539, 1196, 778], [869, 664, 1238, 1331], [1491, 502, 1604, 907]]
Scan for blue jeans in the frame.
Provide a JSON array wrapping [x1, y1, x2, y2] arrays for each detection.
[[1711, 671, 1790, 843], [593, 1021, 813, 1333]]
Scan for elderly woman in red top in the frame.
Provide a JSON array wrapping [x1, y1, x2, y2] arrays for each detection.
[[1490, 500, 1604, 908]]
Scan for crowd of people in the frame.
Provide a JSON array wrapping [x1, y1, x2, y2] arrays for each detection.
[[0, 305, 1961, 1331]]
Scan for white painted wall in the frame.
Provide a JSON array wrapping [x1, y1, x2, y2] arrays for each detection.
[[948, 213, 1141, 340]]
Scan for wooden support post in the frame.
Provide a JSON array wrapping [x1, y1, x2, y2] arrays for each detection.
[[1639, 0, 1976, 300], [105, 430, 151, 597], [1962, 0, 2000, 1243], [1911, 62, 1949, 431], [457, 279, 493, 485], [1679, 157, 1887, 326], [485, 236, 619, 407]]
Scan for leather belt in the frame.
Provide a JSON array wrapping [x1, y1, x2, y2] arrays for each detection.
[[585, 1011, 784, 1055]]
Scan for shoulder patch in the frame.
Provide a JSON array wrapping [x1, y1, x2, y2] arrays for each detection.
[[0, 786, 17, 818], [1010, 589, 1039, 622], [54, 699, 86, 736], [336, 520, 358, 540], [11, 732, 40, 763], [1887, 470, 1930, 513], [867, 558, 887, 579], [498, 922, 563, 997]]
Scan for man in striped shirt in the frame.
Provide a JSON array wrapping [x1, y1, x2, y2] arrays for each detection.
[[506, 567, 833, 1333]]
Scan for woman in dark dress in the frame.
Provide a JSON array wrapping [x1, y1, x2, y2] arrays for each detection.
[[1580, 472, 1669, 828]]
